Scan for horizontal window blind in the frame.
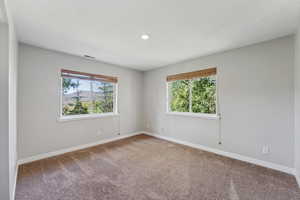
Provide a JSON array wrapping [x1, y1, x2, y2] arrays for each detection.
[[166, 67, 216, 82], [61, 69, 118, 83]]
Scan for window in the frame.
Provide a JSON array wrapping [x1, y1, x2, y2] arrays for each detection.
[[167, 68, 217, 115], [60, 69, 117, 118]]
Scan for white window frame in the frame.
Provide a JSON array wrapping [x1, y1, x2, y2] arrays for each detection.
[[166, 75, 219, 120], [58, 74, 119, 122]]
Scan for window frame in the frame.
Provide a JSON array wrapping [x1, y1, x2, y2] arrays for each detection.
[[166, 74, 219, 120], [58, 71, 119, 122]]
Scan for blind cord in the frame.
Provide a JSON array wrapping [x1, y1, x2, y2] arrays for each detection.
[[218, 113, 222, 145], [118, 112, 121, 136], [118, 84, 121, 136], [217, 73, 222, 145]]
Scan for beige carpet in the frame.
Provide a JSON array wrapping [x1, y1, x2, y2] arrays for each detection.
[[16, 134, 300, 200]]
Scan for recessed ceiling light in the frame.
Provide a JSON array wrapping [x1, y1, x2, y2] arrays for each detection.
[[141, 34, 150, 40]]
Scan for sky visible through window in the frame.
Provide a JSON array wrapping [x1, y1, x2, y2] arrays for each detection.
[[64, 79, 91, 94]]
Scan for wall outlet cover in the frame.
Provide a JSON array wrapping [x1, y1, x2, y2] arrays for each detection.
[[262, 145, 270, 154]]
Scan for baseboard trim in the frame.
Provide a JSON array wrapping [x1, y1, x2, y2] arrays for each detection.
[[296, 172, 300, 188], [11, 164, 18, 200], [17, 131, 299, 187], [144, 132, 295, 175], [18, 132, 142, 165]]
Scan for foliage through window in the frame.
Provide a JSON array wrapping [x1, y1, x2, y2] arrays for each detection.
[[61, 70, 117, 117], [168, 69, 217, 114]]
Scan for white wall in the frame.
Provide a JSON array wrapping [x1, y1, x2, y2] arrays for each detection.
[[0, 18, 18, 200], [144, 36, 295, 168], [8, 15, 18, 200], [18, 43, 144, 159], [0, 21, 10, 200], [0, 1, 18, 199], [295, 27, 300, 183]]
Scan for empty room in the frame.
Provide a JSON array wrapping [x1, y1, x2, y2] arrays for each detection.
[[1, 0, 300, 199]]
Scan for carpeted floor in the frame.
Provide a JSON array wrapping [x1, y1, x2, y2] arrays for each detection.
[[16, 134, 300, 200]]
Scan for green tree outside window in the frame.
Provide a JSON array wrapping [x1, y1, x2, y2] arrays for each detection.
[[169, 76, 216, 114]]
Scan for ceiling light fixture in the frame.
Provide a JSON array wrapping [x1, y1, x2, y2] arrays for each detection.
[[141, 34, 150, 40]]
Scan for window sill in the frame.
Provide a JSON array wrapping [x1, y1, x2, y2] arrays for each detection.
[[166, 112, 220, 120], [58, 113, 119, 122]]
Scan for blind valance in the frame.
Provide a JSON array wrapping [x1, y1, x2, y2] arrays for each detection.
[[61, 69, 118, 83], [166, 67, 216, 82]]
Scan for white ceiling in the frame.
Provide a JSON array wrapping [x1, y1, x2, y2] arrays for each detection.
[[10, 0, 300, 71]]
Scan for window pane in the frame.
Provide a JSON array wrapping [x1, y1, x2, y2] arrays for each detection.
[[62, 78, 92, 115], [93, 81, 114, 113], [192, 76, 216, 114], [169, 80, 190, 112]]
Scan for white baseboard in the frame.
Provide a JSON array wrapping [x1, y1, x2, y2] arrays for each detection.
[[11, 164, 18, 200], [18, 132, 142, 165], [296, 171, 300, 188], [144, 132, 295, 175], [16, 131, 299, 188]]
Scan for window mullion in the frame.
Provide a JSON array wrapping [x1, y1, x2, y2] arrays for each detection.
[[90, 80, 95, 113], [166, 82, 169, 112]]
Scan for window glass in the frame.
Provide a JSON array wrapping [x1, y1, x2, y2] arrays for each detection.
[[192, 76, 216, 114], [169, 80, 190, 112], [62, 77, 115, 116], [93, 81, 114, 113], [168, 76, 216, 114]]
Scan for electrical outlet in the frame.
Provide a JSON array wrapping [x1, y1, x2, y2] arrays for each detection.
[[262, 145, 270, 154], [146, 122, 150, 129], [161, 127, 165, 133]]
